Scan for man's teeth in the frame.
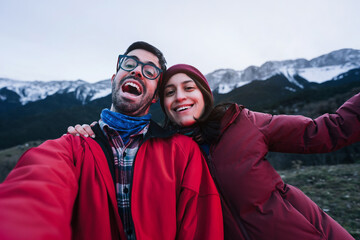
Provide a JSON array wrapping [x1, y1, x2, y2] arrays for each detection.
[[125, 82, 140, 92], [176, 106, 191, 112]]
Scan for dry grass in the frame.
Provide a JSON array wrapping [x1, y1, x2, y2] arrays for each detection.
[[0, 141, 43, 181], [279, 164, 360, 239]]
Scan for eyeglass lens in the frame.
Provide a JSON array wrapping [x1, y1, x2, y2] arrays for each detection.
[[120, 56, 159, 79]]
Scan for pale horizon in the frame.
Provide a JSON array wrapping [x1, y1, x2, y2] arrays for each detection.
[[1, 0, 360, 83]]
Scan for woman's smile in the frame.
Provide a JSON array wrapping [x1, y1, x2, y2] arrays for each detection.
[[173, 104, 194, 112]]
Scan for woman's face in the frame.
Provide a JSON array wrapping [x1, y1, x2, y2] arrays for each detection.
[[163, 73, 205, 127]]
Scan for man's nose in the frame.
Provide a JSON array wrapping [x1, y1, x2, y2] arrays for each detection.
[[131, 65, 143, 78]]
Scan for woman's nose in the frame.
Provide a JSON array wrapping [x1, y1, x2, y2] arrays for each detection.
[[175, 90, 186, 101]]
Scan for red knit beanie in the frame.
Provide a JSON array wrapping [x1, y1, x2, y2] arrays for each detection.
[[159, 64, 214, 112]]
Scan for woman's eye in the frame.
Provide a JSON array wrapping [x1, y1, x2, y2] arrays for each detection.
[[165, 90, 175, 96]]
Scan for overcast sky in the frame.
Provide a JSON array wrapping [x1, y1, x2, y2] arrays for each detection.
[[1, 0, 359, 83]]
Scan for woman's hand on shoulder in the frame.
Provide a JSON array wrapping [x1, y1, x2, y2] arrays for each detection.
[[67, 122, 97, 138]]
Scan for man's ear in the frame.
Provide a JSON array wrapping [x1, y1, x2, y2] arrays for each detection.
[[111, 74, 116, 83], [152, 92, 159, 103]]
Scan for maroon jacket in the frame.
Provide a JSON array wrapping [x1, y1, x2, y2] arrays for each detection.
[[210, 93, 360, 240]]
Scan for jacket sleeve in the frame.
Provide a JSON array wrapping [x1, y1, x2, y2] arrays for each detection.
[[250, 92, 360, 153], [0, 135, 80, 240], [176, 139, 224, 240]]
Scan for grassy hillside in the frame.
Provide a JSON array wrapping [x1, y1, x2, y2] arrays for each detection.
[[0, 141, 43, 182], [278, 164, 360, 239]]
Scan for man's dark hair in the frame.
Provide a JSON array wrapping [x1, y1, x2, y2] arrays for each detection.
[[124, 41, 167, 72]]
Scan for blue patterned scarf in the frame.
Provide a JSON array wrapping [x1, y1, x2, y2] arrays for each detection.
[[101, 109, 151, 145]]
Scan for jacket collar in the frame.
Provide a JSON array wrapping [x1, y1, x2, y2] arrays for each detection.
[[91, 119, 175, 181], [94, 119, 174, 140], [220, 104, 244, 134], [144, 120, 175, 140]]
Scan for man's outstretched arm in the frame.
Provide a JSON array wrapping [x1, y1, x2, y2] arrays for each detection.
[[0, 135, 79, 240]]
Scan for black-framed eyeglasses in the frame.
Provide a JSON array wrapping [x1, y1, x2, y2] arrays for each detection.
[[116, 55, 162, 80]]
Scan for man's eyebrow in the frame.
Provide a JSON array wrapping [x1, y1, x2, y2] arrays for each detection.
[[128, 55, 140, 61]]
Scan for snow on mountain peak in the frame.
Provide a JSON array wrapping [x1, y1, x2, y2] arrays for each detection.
[[0, 78, 111, 105], [1, 48, 359, 103], [206, 48, 360, 94]]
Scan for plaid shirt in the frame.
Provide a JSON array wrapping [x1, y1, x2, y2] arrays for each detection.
[[100, 120, 149, 240]]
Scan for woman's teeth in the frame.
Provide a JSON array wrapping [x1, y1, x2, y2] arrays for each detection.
[[176, 106, 191, 112]]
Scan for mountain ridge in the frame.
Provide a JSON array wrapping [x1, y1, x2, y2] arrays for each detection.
[[1, 48, 360, 105], [0, 48, 360, 150], [206, 48, 360, 93]]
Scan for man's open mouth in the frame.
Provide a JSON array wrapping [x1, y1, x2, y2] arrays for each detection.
[[122, 81, 142, 96]]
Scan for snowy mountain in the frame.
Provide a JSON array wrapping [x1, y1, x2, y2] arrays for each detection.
[[0, 48, 359, 106], [1, 48, 360, 150], [0, 78, 111, 105], [206, 48, 360, 94]]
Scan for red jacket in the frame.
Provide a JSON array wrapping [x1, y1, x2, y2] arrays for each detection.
[[0, 122, 223, 240], [211, 93, 360, 240]]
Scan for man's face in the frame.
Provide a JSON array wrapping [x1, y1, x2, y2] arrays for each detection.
[[110, 49, 160, 116]]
